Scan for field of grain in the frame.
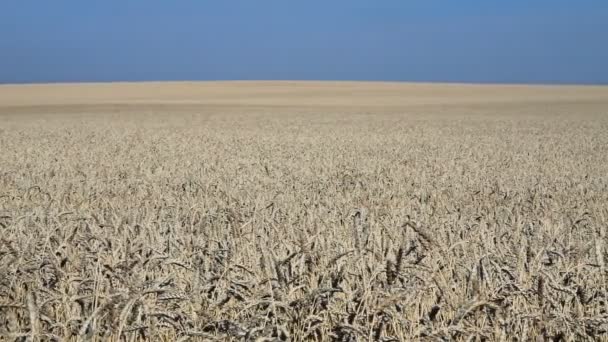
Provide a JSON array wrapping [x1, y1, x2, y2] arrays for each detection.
[[1, 81, 608, 341]]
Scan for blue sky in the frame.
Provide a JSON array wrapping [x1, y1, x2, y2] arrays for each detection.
[[1, 1, 607, 84]]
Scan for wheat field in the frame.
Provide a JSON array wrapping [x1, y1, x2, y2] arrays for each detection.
[[1, 81, 608, 341]]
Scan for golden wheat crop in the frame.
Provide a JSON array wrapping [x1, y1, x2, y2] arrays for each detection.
[[1, 82, 608, 341]]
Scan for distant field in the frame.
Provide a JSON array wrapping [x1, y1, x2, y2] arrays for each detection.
[[1, 82, 608, 340], [2, 81, 608, 115]]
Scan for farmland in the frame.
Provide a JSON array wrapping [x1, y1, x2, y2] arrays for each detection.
[[1, 81, 608, 340]]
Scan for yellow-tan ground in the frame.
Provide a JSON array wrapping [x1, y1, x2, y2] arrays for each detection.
[[1, 81, 607, 115], [1, 82, 608, 340]]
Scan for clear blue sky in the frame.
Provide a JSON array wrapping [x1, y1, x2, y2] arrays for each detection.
[[1, 1, 607, 84]]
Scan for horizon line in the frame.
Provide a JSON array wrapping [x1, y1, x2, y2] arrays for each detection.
[[2, 79, 608, 88]]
